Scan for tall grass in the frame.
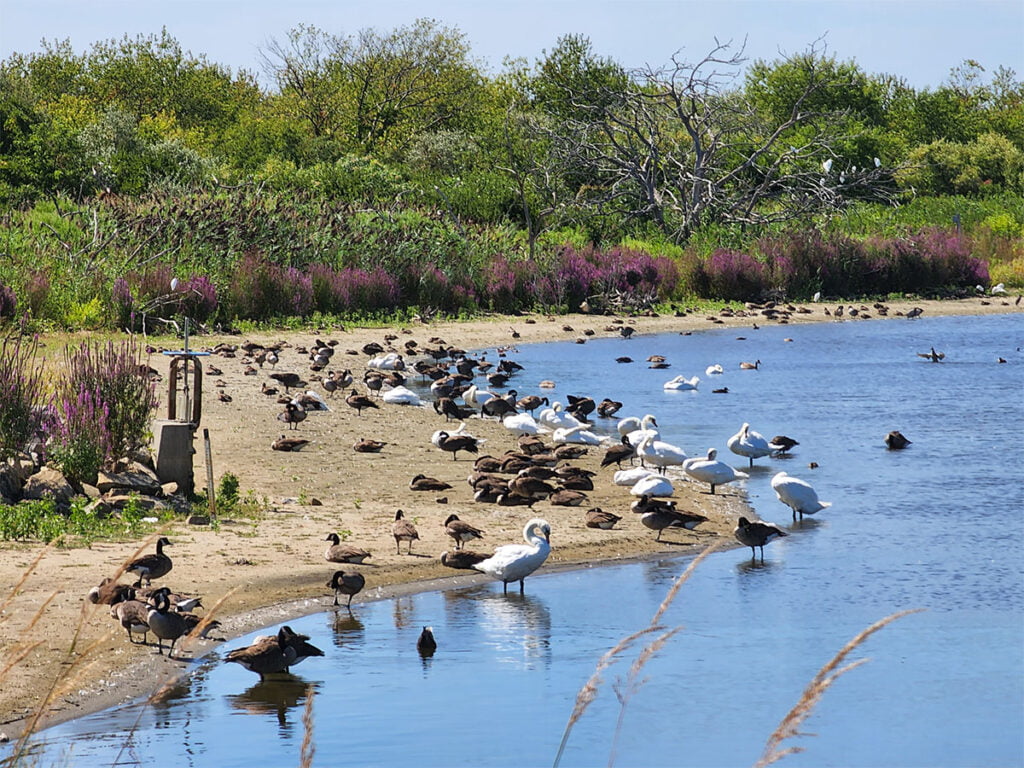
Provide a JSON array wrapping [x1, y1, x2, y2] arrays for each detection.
[[0, 329, 46, 462]]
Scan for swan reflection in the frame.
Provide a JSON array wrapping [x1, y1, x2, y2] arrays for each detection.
[[457, 588, 553, 668]]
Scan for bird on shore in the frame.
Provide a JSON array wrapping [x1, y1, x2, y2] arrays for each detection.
[[324, 533, 371, 564], [226, 626, 322, 678], [353, 437, 386, 453], [126, 537, 173, 587], [444, 514, 485, 550], [584, 507, 622, 530], [636, 432, 687, 474], [111, 590, 150, 643], [734, 517, 787, 562], [417, 626, 437, 657], [146, 591, 188, 658], [472, 518, 551, 594], [346, 389, 379, 416], [435, 430, 482, 461], [683, 449, 749, 494], [392, 509, 420, 554], [88, 577, 132, 606], [885, 430, 912, 450], [596, 398, 623, 418], [410, 474, 452, 492], [440, 550, 490, 570], [269, 372, 306, 392], [639, 507, 708, 541], [277, 401, 306, 430], [771, 471, 832, 519], [327, 570, 366, 609], [727, 423, 772, 467], [272, 435, 310, 452]]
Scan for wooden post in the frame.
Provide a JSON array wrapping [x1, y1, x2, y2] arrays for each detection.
[[204, 428, 216, 518]]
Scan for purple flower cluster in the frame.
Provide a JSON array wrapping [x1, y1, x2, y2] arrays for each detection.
[[700, 250, 768, 301], [48, 387, 112, 484]]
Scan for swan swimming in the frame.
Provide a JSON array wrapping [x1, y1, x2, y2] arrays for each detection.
[[705, 364, 724, 376], [472, 518, 551, 594], [770, 471, 832, 519], [683, 448, 748, 494], [727, 423, 772, 466], [663, 375, 700, 391], [635, 432, 687, 474]]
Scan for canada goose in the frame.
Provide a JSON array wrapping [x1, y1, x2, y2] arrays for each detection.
[[559, 474, 594, 492], [327, 570, 366, 608], [916, 347, 945, 362], [277, 401, 306, 430], [346, 389, 379, 415], [88, 577, 132, 605], [727, 423, 772, 467], [473, 455, 504, 473], [640, 508, 708, 541], [553, 444, 588, 461], [682, 448, 749, 494], [147, 592, 188, 658], [325, 533, 372, 564], [585, 508, 622, 529], [226, 626, 317, 678], [615, 357, 633, 364], [516, 435, 548, 456], [410, 474, 452, 492], [905, 307, 924, 319], [434, 397, 474, 422], [417, 626, 437, 657], [435, 430, 481, 461], [769, 435, 799, 455], [269, 372, 306, 392], [353, 437, 386, 453], [508, 475, 555, 503], [516, 395, 549, 414], [495, 492, 534, 507], [885, 430, 912, 450], [272, 435, 311, 452], [392, 509, 420, 554], [111, 590, 150, 643], [444, 514, 485, 549], [481, 397, 516, 420], [596, 398, 623, 418], [261, 382, 279, 397], [362, 342, 385, 356], [472, 518, 552, 594], [601, 436, 635, 469], [565, 395, 595, 420], [139, 586, 202, 613], [549, 488, 587, 506], [126, 537, 173, 587], [771, 471, 832, 519], [266, 350, 279, 368], [739, 359, 761, 370], [619, 326, 635, 339], [440, 549, 491, 569], [734, 516, 787, 561]]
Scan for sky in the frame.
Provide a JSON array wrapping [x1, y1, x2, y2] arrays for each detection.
[[1, 0, 1022, 89]]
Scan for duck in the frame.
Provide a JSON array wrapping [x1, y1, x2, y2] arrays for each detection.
[[110, 590, 151, 643], [352, 437, 386, 453], [435, 430, 482, 461], [739, 359, 761, 370], [277, 401, 306, 430], [440, 550, 490, 570], [126, 537, 173, 587], [705, 364, 724, 376], [635, 432, 687, 474], [771, 471, 832, 519], [630, 473, 675, 497], [663, 375, 700, 391], [471, 518, 552, 594], [682, 448, 749, 494], [727, 423, 772, 467], [417, 626, 437, 657], [444, 514, 485, 550], [584, 508, 622, 529], [392, 509, 420, 554], [734, 516, 787, 562], [271, 435, 311, 452], [327, 570, 366, 608], [381, 385, 422, 406], [640, 507, 709, 541], [146, 591, 188, 658], [324, 533, 371, 564], [885, 430, 911, 450], [346, 389, 379, 416], [768, 435, 799, 455]]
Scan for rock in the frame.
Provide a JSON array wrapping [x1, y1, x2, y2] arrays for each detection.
[[79, 483, 101, 499], [96, 467, 162, 496], [161, 482, 179, 496], [187, 514, 210, 526], [0, 462, 28, 502], [21, 467, 75, 506]]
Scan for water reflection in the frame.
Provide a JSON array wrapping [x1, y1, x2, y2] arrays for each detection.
[[226, 676, 319, 732], [392, 595, 416, 628], [472, 589, 553, 668], [329, 609, 366, 649]]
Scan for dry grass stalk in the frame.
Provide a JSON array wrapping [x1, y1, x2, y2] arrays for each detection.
[[553, 542, 720, 768], [299, 685, 316, 768], [0, 543, 53, 618], [755, 608, 924, 768]]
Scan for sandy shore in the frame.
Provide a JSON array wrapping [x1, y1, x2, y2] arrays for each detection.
[[0, 295, 1018, 740]]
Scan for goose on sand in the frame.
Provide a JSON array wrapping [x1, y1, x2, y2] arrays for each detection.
[[392, 509, 420, 554], [410, 474, 452, 492], [435, 430, 482, 460], [324, 533, 371, 564], [727, 423, 772, 466], [472, 518, 552, 594], [327, 570, 366, 608], [734, 516, 787, 561], [444, 514, 485, 549], [683, 448, 749, 494], [640, 507, 708, 541], [584, 508, 622, 529], [771, 471, 832, 519], [146, 591, 188, 658], [353, 437, 386, 453], [126, 537, 173, 587]]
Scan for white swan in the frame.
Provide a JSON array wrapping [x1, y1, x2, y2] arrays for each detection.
[[538, 402, 586, 430], [705, 364, 724, 376], [635, 432, 687, 474], [381, 385, 422, 406], [613, 466, 657, 486], [727, 423, 772, 466], [664, 375, 700, 391], [552, 425, 609, 445], [472, 518, 551, 594], [630, 474, 674, 497], [368, 352, 405, 371], [503, 413, 547, 436], [463, 384, 496, 408], [617, 414, 657, 436], [771, 471, 832, 519], [683, 448, 749, 494]]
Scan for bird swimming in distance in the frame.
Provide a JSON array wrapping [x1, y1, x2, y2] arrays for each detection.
[[885, 430, 912, 450], [916, 347, 945, 362], [472, 518, 551, 594], [417, 626, 437, 657]]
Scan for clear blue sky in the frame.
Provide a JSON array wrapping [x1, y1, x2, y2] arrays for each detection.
[[2, 0, 1022, 89]]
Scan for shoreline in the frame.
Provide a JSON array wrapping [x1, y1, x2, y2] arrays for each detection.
[[0, 295, 1019, 742]]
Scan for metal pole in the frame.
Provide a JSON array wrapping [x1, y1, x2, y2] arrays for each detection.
[[204, 427, 216, 518], [182, 317, 191, 424]]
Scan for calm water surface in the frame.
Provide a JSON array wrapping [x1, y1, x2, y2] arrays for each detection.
[[9, 313, 1024, 767]]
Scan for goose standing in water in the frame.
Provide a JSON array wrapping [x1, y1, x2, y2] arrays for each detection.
[[771, 471, 832, 519], [392, 509, 420, 554], [734, 516, 787, 562], [727, 423, 772, 467], [126, 537, 173, 587], [417, 626, 437, 657], [327, 570, 366, 609], [639, 507, 709, 541], [739, 359, 761, 370], [472, 518, 551, 594], [226, 626, 322, 678], [682, 448, 749, 494]]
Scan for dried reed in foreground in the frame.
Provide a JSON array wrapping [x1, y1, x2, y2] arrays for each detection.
[[553, 543, 720, 768], [299, 685, 316, 768], [754, 608, 924, 767]]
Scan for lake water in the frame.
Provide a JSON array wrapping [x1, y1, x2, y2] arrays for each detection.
[[7, 312, 1024, 768]]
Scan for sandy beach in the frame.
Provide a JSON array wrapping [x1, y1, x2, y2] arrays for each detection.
[[0, 295, 1018, 740]]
